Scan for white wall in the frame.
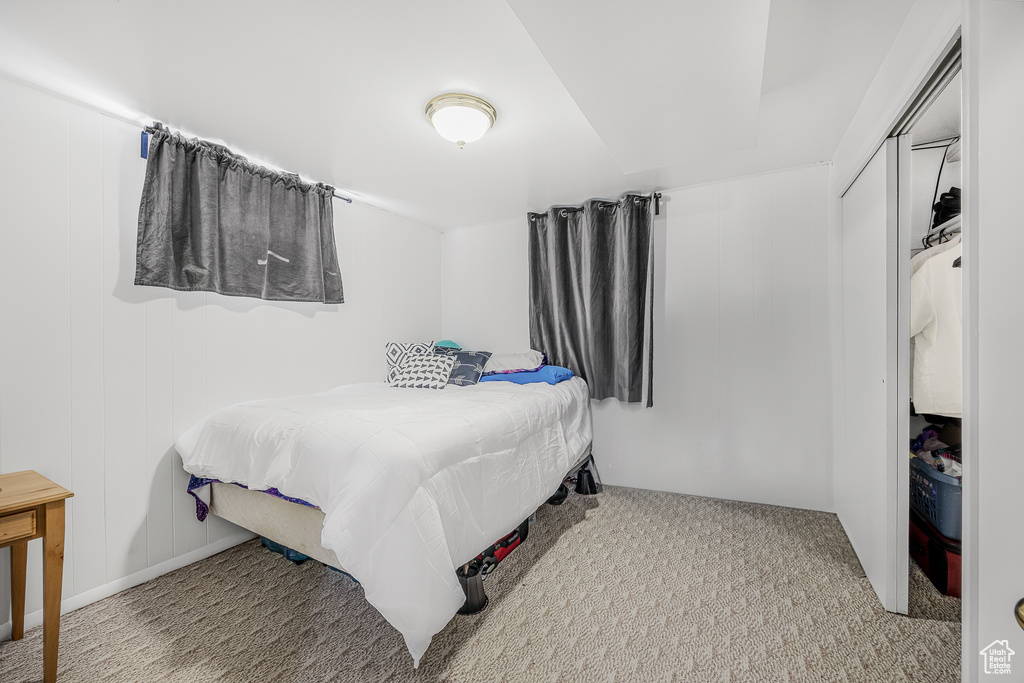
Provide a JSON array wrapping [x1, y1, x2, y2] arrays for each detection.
[[963, 2, 1024, 679], [442, 218, 531, 351], [0, 76, 443, 637], [443, 165, 833, 511]]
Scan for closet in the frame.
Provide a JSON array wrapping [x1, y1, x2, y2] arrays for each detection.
[[905, 69, 963, 606], [834, 40, 962, 618]]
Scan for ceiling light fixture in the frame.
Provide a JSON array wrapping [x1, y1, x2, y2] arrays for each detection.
[[425, 93, 496, 149]]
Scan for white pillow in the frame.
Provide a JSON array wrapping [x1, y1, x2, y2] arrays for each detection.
[[483, 350, 545, 374], [390, 354, 455, 389]]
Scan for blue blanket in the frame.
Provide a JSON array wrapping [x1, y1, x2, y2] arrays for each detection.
[[479, 365, 574, 385]]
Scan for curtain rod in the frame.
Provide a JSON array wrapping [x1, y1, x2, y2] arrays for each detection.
[[538, 192, 663, 216], [142, 123, 353, 204]]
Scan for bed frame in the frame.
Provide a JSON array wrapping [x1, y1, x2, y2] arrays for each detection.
[[208, 447, 599, 613]]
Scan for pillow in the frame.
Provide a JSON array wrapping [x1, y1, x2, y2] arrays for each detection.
[[433, 347, 493, 386], [482, 350, 546, 375], [390, 353, 455, 389], [479, 365, 574, 385], [434, 340, 461, 350], [385, 341, 434, 383]]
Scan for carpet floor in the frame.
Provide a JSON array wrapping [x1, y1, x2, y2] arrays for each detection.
[[1, 486, 960, 682]]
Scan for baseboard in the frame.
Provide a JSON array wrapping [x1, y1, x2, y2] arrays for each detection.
[[0, 530, 255, 641]]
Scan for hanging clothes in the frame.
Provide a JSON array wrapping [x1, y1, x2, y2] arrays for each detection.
[[910, 237, 959, 407], [910, 241, 962, 417], [911, 232, 961, 276]]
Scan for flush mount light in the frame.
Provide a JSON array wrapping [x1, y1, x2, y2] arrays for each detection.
[[425, 93, 496, 149]]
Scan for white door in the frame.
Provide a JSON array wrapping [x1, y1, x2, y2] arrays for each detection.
[[834, 138, 909, 613]]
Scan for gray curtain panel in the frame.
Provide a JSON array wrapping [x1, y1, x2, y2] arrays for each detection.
[[135, 124, 344, 303], [529, 194, 654, 406]]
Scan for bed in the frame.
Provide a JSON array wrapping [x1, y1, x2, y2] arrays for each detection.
[[175, 377, 594, 665]]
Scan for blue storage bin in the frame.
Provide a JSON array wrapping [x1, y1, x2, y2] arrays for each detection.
[[909, 456, 962, 541]]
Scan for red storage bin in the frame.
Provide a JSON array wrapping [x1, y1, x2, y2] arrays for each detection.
[[909, 507, 961, 598]]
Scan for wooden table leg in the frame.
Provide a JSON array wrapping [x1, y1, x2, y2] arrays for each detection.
[[10, 539, 27, 640], [42, 500, 65, 683]]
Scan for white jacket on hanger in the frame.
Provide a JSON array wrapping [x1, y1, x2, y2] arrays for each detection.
[[911, 234, 961, 276], [910, 241, 962, 417]]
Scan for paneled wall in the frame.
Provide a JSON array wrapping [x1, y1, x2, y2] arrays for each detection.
[[0, 76, 443, 636], [443, 165, 832, 511]]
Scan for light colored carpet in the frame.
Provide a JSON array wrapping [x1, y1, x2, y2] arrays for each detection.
[[1, 486, 960, 682]]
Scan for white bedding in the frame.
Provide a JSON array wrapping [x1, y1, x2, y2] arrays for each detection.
[[175, 377, 592, 665]]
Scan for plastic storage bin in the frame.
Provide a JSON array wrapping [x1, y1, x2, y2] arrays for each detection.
[[909, 455, 962, 541]]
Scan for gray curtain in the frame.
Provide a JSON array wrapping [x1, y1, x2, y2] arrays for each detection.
[[135, 124, 344, 303], [529, 194, 654, 406]]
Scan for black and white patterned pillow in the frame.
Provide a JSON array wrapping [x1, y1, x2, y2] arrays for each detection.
[[433, 348, 493, 386], [390, 354, 455, 389], [385, 341, 434, 383]]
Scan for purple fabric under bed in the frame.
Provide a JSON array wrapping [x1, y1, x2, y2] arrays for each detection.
[[187, 475, 318, 522]]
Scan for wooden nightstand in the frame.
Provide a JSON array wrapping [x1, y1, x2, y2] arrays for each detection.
[[1, 470, 73, 683]]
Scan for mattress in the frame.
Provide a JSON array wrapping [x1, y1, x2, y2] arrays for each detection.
[[176, 377, 592, 665], [209, 482, 341, 569]]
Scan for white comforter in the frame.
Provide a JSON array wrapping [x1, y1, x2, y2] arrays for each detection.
[[175, 377, 592, 665]]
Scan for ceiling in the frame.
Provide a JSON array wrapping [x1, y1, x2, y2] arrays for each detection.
[[0, 0, 916, 230]]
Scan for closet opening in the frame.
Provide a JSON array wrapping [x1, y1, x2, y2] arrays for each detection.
[[894, 45, 963, 625]]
